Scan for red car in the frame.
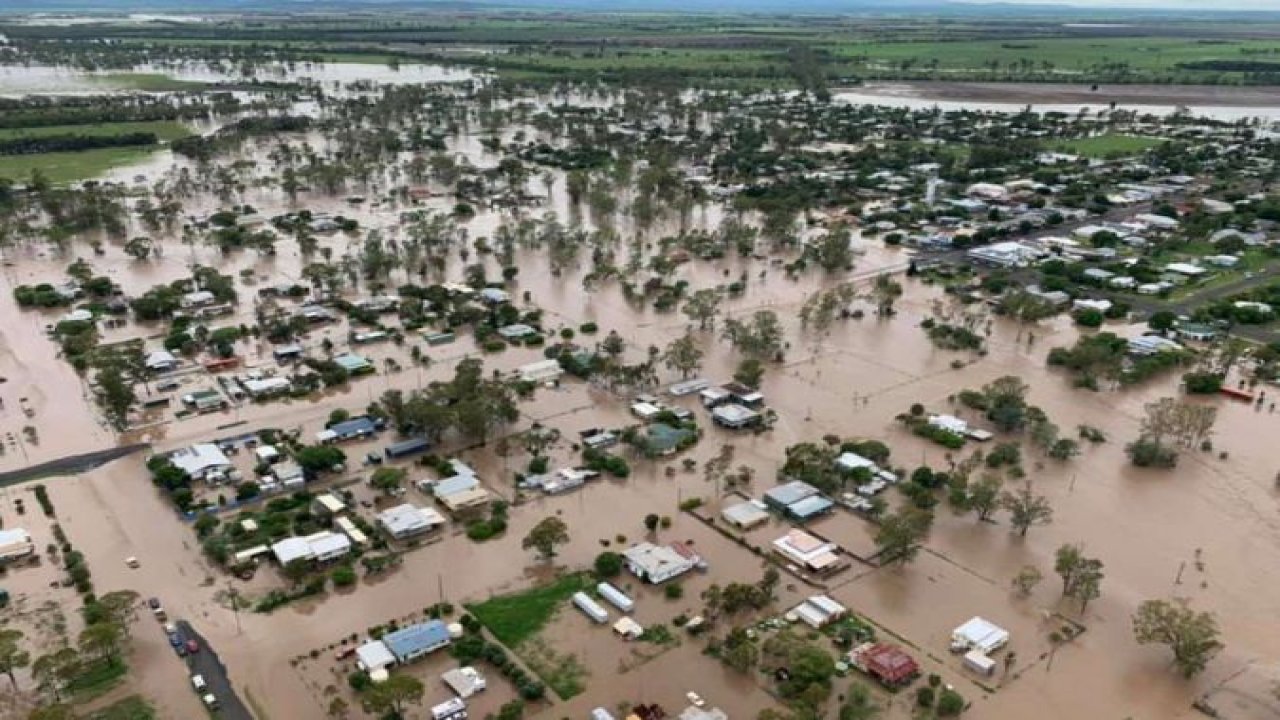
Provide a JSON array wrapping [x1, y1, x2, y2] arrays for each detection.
[[184, 639, 199, 654]]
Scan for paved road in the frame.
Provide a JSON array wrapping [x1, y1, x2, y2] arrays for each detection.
[[177, 620, 254, 720]]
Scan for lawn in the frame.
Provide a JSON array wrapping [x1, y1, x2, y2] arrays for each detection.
[[0, 121, 193, 142], [85, 695, 157, 720], [97, 73, 209, 92], [1050, 134, 1165, 159], [0, 145, 163, 184], [65, 659, 128, 703], [465, 572, 589, 648]]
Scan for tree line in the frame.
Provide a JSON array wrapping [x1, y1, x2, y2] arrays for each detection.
[[0, 132, 157, 156]]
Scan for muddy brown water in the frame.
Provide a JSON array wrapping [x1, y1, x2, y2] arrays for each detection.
[[0, 92, 1278, 720]]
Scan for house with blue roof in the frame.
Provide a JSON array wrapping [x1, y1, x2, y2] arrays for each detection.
[[382, 620, 451, 664]]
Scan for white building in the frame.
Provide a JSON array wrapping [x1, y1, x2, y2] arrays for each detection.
[[378, 504, 447, 539], [966, 241, 1042, 268], [951, 617, 1010, 654], [773, 529, 842, 573], [168, 444, 232, 481], [270, 531, 351, 565], [623, 542, 700, 584], [0, 528, 35, 562]]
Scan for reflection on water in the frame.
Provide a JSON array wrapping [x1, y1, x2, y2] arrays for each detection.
[[0, 60, 477, 97], [835, 82, 1280, 122]]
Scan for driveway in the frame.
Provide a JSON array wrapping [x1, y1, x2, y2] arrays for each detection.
[[177, 620, 254, 720]]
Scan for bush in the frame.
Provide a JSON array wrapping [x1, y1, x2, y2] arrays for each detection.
[[1126, 437, 1178, 468], [332, 565, 357, 587], [664, 583, 684, 600], [937, 688, 965, 716], [579, 322, 598, 334], [1072, 308, 1105, 328], [916, 686, 936, 708], [1183, 372, 1223, 394], [348, 671, 372, 692], [594, 551, 623, 578]]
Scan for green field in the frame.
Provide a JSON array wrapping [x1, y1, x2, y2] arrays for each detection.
[[86, 695, 157, 720], [0, 146, 162, 184], [1051, 134, 1165, 158], [465, 572, 589, 648], [0, 120, 193, 142], [98, 73, 209, 91]]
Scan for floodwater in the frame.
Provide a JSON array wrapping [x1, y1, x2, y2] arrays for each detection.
[[2, 74, 1280, 720], [835, 81, 1280, 122], [0, 60, 476, 97]]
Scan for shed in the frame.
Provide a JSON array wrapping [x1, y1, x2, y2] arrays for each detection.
[[721, 501, 770, 529], [356, 640, 396, 672], [573, 591, 609, 623], [596, 582, 635, 613], [964, 649, 997, 676], [764, 481, 819, 511], [385, 437, 430, 459], [613, 616, 644, 639], [784, 494, 834, 522], [951, 617, 1009, 654], [441, 666, 486, 698]]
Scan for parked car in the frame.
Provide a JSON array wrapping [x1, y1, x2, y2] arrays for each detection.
[[185, 639, 199, 654], [686, 692, 705, 708], [167, 632, 183, 648], [191, 674, 207, 692]]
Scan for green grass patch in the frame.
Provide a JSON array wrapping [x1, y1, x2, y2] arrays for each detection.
[[85, 694, 157, 720], [465, 572, 589, 648], [0, 121, 193, 142], [65, 659, 128, 703], [98, 73, 209, 92], [1050, 134, 1164, 159], [520, 637, 587, 700], [0, 145, 162, 184]]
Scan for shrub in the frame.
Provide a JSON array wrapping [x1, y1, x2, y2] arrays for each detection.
[[1183, 372, 1223, 394], [332, 565, 357, 587], [594, 551, 623, 578], [916, 686, 936, 708], [664, 583, 684, 600], [937, 688, 965, 716]]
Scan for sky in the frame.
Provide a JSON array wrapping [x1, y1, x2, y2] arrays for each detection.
[[965, 0, 1280, 8]]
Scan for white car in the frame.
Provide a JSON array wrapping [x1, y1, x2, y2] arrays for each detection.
[[202, 693, 219, 709], [191, 674, 206, 691], [685, 692, 705, 708]]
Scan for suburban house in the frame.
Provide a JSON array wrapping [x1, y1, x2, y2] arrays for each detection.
[[789, 594, 848, 629], [316, 416, 381, 444], [382, 620, 452, 663], [623, 541, 701, 584], [518, 359, 564, 383], [711, 403, 761, 429], [773, 529, 845, 575], [763, 481, 833, 522], [378, 504, 448, 540], [848, 643, 920, 688], [270, 531, 351, 566], [720, 500, 770, 530], [168, 443, 232, 482], [145, 350, 179, 373], [333, 353, 375, 375]]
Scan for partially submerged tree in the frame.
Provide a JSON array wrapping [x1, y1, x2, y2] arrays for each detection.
[[1001, 483, 1053, 537], [522, 516, 569, 562], [1132, 598, 1222, 678], [874, 507, 933, 567]]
